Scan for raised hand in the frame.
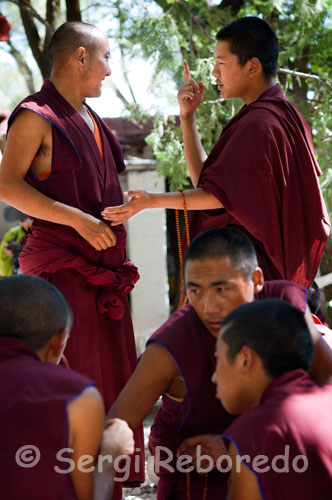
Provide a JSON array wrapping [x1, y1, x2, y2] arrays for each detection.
[[101, 190, 151, 226], [73, 212, 117, 250], [177, 60, 206, 119]]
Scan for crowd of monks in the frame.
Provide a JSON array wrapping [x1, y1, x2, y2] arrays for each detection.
[[0, 15, 331, 500]]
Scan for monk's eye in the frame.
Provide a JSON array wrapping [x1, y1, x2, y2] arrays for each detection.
[[189, 288, 200, 295]]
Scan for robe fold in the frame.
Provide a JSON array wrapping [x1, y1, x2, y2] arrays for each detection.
[[0, 337, 93, 500], [8, 80, 145, 491], [190, 84, 330, 287], [223, 370, 332, 499], [147, 280, 307, 499]]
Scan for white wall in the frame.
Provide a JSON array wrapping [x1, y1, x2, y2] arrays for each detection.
[[123, 163, 170, 354]]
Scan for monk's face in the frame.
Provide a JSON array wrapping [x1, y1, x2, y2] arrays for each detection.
[[185, 256, 263, 338], [212, 336, 250, 414], [212, 40, 254, 103], [83, 33, 111, 97]]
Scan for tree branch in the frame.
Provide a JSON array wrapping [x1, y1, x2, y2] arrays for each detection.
[[5, 39, 35, 93], [278, 67, 332, 88], [6, 0, 52, 36]]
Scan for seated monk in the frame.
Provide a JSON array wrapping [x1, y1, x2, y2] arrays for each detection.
[[214, 299, 332, 499], [0, 275, 134, 500], [109, 228, 332, 500]]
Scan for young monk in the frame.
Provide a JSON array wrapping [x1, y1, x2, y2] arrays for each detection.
[[102, 16, 330, 287], [109, 227, 332, 500], [214, 299, 332, 499], [0, 21, 143, 495], [0, 275, 134, 500]]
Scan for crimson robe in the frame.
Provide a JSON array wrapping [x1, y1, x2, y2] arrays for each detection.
[[190, 84, 330, 287], [7, 80, 144, 492], [223, 370, 332, 499], [0, 337, 93, 499], [148, 280, 307, 499]]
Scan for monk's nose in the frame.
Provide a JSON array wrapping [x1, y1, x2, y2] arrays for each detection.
[[202, 293, 220, 314]]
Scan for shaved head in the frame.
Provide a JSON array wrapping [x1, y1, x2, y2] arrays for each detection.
[[48, 21, 105, 64]]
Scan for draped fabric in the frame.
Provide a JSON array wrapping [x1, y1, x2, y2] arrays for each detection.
[[190, 84, 330, 287]]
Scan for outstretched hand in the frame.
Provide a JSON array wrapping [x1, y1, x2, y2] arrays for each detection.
[[101, 190, 151, 225], [177, 60, 206, 119], [178, 434, 229, 470]]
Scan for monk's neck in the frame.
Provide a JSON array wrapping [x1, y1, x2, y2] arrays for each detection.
[[50, 75, 86, 112], [242, 77, 275, 105]]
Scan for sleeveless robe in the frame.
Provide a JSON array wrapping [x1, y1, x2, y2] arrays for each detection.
[[190, 84, 330, 287], [223, 370, 332, 499], [7, 80, 145, 491], [0, 337, 93, 499], [147, 280, 307, 499]]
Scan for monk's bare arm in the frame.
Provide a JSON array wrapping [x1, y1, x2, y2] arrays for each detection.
[[68, 386, 105, 500], [178, 60, 207, 187], [108, 342, 180, 430], [102, 188, 223, 225], [226, 442, 262, 500], [305, 308, 332, 384], [0, 110, 116, 251]]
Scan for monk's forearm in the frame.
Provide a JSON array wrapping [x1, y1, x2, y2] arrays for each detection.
[[180, 116, 207, 188], [0, 177, 84, 229], [93, 464, 115, 500], [148, 188, 223, 211]]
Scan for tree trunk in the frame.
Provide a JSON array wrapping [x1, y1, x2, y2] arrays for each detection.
[[65, 0, 82, 22]]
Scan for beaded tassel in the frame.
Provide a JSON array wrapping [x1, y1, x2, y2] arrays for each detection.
[[175, 189, 190, 309], [186, 471, 209, 500]]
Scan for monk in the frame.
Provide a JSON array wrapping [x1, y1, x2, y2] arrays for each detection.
[[109, 227, 332, 500], [0, 275, 135, 500], [0, 21, 144, 494], [102, 16, 330, 287], [214, 299, 332, 499]]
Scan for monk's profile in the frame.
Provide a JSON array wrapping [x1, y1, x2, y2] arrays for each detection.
[[102, 16, 330, 288]]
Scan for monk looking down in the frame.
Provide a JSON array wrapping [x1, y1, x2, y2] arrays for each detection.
[[0, 21, 144, 496], [0, 275, 135, 500], [109, 228, 332, 500], [215, 299, 332, 499], [102, 16, 330, 287]]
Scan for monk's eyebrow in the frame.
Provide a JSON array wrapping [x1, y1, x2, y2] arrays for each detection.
[[211, 280, 229, 286], [187, 281, 201, 287]]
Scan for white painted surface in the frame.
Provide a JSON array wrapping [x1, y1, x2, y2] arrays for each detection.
[[124, 165, 170, 354]]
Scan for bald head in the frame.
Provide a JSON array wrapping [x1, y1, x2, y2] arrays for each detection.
[[48, 21, 105, 65]]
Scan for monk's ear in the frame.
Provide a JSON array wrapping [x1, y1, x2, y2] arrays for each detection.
[[43, 330, 69, 365], [252, 267, 264, 294], [239, 346, 254, 373], [74, 46, 87, 70], [247, 57, 261, 77]]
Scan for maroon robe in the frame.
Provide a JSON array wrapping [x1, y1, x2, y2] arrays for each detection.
[[190, 84, 330, 287], [0, 337, 93, 500], [7, 80, 144, 491], [223, 370, 332, 499], [147, 280, 307, 499]]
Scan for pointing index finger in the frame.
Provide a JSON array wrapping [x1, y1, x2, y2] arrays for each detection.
[[183, 60, 191, 81]]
